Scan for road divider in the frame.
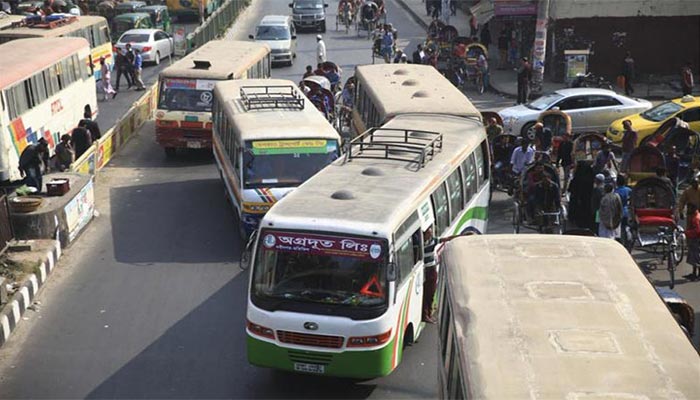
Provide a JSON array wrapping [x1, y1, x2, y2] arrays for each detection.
[[187, 0, 250, 51]]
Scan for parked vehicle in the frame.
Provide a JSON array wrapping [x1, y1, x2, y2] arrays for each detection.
[[499, 88, 652, 136], [139, 5, 171, 32], [114, 0, 146, 15], [570, 72, 613, 90], [607, 95, 700, 145], [111, 12, 153, 42], [249, 15, 296, 66], [115, 28, 173, 65], [289, 0, 327, 32]]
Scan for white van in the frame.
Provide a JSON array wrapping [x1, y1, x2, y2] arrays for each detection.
[[249, 15, 297, 67]]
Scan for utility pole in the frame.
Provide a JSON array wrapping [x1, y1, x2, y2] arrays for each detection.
[[532, 0, 551, 93]]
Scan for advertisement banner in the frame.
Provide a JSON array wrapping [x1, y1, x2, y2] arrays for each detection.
[[63, 179, 95, 242], [494, 0, 536, 16], [97, 133, 114, 169], [261, 231, 384, 260]]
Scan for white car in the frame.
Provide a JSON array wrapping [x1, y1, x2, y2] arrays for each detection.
[[249, 15, 297, 66], [115, 29, 174, 65], [498, 88, 652, 136]]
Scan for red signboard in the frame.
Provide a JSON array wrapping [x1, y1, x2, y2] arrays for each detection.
[[494, 0, 537, 16], [261, 231, 384, 260]]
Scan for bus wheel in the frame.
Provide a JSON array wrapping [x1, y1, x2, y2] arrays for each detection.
[[403, 325, 414, 349], [164, 147, 176, 158]]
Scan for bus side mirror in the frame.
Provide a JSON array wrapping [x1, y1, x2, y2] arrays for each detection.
[[324, 3, 328, 7], [248, 34, 254, 40], [387, 262, 397, 282], [288, 3, 293, 7], [240, 230, 258, 270], [291, 35, 297, 40]]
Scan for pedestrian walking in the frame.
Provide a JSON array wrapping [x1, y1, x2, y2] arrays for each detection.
[[114, 48, 132, 90], [125, 43, 136, 83], [441, 0, 450, 24], [681, 61, 695, 96], [615, 174, 632, 245], [468, 10, 478, 37], [99, 56, 116, 101], [568, 160, 594, 229], [678, 177, 700, 220], [133, 49, 146, 90], [70, 125, 92, 159], [516, 57, 532, 104], [477, 52, 489, 90], [381, 27, 394, 63], [18, 138, 49, 191], [412, 44, 423, 64], [497, 29, 508, 69], [598, 183, 623, 238], [622, 51, 635, 96], [430, 0, 441, 19], [683, 203, 700, 281], [316, 34, 326, 64], [620, 119, 637, 171], [666, 145, 680, 188], [53, 134, 74, 171], [591, 173, 606, 233], [556, 132, 574, 192], [449, 0, 456, 15]]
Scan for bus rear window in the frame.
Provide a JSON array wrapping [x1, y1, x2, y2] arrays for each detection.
[[158, 78, 216, 112]]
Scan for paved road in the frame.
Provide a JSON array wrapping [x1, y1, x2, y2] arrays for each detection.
[[94, 21, 199, 131], [0, 1, 696, 399]]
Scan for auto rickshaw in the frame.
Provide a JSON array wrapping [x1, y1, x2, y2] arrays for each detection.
[[96, 0, 117, 21], [114, 0, 146, 16], [627, 145, 666, 186], [538, 108, 571, 159], [140, 5, 171, 31], [111, 12, 153, 42]]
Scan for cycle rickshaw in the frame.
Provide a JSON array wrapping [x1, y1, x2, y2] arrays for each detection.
[[371, 24, 396, 64], [538, 109, 572, 159], [627, 176, 684, 288], [491, 132, 518, 193], [356, 1, 378, 39], [318, 61, 342, 92], [641, 118, 700, 187], [512, 162, 567, 234], [627, 144, 665, 186], [572, 132, 607, 165], [336, 0, 354, 33], [462, 43, 487, 94], [303, 75, 335, 123]]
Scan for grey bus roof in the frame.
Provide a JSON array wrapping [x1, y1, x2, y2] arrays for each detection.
[[0, 15, 107, 39], [160, 40, 270, 80], [441, 235, 700, 399], [214, 78, 340, 142], [262, 113, 484, 238], [355, 64, 481, 121]]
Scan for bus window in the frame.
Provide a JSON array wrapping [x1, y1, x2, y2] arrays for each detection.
[[461, 155, 477, 201], [475, 140, 488, 186], [396, 235, 415, 284], [445, 169, 463, 219], [431, 183, 449, 235]]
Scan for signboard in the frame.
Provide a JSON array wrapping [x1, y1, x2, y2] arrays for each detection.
[[251, 140, 336, 155], [261, 231, 384, 260], [565, 50, 590, 82], [173, 26, 187, 57], [494, 0, 536, 16], [97, 134, 114, 169], [63, 179, 95, 242]]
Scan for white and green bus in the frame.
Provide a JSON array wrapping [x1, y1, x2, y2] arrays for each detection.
[[438, 235, 699, 399], [212, 79, 341, 238], [244, 111, 490, 379], [351, 64, 482, 136]]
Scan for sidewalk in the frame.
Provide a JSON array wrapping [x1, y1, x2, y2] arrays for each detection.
[[394, 0, 697, 101]]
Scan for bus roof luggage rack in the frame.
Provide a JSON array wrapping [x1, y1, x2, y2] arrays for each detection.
[[12, 14, 77, 29], [240, 85, 305, 111], [346, 128, 443, 169]]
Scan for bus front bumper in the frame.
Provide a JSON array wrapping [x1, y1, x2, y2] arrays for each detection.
[[247, 335, 396, 379]]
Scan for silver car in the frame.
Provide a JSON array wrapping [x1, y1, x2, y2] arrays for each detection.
[[115, 29, 174, 65], [498, 88, 652, 136]]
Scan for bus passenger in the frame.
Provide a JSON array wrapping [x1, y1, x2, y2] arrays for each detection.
[[422, 227, 437, 324]]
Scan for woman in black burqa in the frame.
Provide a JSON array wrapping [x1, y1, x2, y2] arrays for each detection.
[[568, 161, 595, 229]]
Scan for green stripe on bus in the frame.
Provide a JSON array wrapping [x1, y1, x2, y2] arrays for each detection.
[[247, 335, 396, 379], [454, 206, 489, 233]]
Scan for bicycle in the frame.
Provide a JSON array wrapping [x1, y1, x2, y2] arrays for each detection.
[[657, 226, 685, 289]]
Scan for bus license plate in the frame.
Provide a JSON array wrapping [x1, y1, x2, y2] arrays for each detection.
[[294, 363, 325, 374], [187, 141, 202, 149]]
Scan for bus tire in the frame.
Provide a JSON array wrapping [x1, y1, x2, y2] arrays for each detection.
[[403, 324, 414, 349], [164, 147, 176, 158]]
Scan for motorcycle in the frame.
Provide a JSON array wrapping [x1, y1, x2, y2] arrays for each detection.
[[571, 72, 613, 91]]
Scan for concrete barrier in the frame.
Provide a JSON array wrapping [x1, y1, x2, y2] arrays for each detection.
[[186, 0, 249, 50]]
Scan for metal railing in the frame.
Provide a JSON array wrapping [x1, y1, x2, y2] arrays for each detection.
[[187, 0, 249, 51]]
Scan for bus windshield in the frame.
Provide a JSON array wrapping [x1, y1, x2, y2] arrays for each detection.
[[243, 139, 339, 189], [158, 77, 217, 112], [253, 230, 387, 309]]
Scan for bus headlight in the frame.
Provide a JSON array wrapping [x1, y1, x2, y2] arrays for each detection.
[[347, 329, 392, 347]]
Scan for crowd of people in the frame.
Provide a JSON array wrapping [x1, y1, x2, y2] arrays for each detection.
[[18, 105, 101, 192]]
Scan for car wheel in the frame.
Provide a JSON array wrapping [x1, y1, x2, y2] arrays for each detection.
[[154, 51, 161, 65], [521, 121, 536, 138]]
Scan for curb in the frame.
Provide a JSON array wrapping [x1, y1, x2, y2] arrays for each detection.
[[0, 240, 61, 347]]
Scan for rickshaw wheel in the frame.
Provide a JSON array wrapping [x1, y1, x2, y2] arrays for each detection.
[[673, 231, 686, 266]]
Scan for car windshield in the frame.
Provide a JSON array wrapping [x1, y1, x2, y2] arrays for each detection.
[[525, 92, 564, 110], [295, 0, 323, 9], [119, 33, 149, 43], [640, 101, 683, 122], [255, 25, 290, 40], [243, 139, 339, 189], [253, 230, 387, 307], [158, 78, 217, 112]]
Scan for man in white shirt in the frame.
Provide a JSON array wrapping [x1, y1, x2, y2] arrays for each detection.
[[510, 139, 534, 175], [316, 34, 326, 64]]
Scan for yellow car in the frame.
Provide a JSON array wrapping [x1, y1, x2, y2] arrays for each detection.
[[606, 95, 700, 145]]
